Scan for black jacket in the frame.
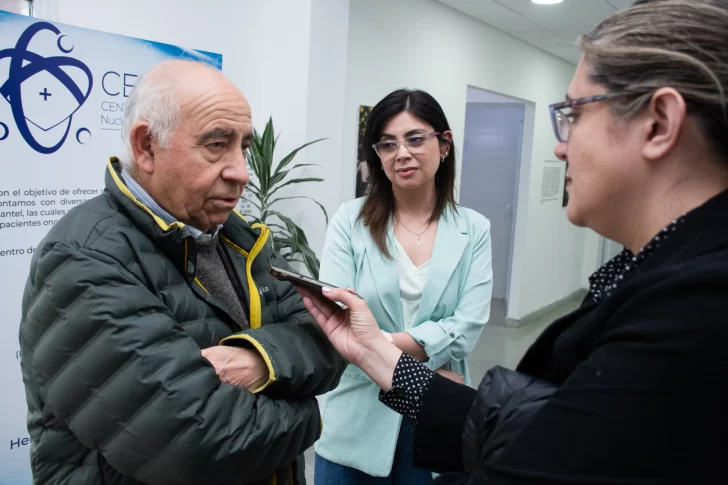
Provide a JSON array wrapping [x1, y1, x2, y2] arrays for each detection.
[[19, 160, 345, 485], [414, 189, 728, 484]]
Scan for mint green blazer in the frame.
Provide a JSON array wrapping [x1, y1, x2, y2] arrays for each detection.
[[314, 198, 493, 476]]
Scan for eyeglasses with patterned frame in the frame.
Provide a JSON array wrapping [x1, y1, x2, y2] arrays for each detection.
[[549, 93, 627, 143], [372, 131, 441, 160]]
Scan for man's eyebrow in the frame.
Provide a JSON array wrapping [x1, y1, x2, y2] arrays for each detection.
[[199, 129, 236, 143], [242, 131, 254, 142]]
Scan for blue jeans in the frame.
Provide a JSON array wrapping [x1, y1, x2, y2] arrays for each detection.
[[314, 421, 433, 484]]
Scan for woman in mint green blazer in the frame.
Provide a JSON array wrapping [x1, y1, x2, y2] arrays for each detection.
[[314, 89, 493, 484]]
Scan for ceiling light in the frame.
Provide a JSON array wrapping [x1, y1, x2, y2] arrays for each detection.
[[531, 0, 564, 4]]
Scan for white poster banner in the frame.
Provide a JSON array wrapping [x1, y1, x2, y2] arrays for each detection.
[[0, 10, 222, 484]]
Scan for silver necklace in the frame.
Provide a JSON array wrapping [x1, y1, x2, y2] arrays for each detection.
[[395, 213, 431, 247]]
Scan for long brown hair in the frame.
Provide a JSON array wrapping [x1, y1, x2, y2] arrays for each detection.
[[358, 89, 456, 258]]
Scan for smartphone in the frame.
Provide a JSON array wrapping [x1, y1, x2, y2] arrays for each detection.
[[269, 265, 339, 292]]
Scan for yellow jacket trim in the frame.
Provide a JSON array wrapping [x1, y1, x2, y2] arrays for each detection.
[[220, 235, 249, 257], [222, 224, 270, 329], [218, 333, 276, 393], [107, 159, 186, 232], [194, 277, 209, 294], [244, 225, 270, 329]]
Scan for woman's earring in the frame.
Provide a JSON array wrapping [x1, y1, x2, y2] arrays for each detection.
[[441, 152, 449, 163]]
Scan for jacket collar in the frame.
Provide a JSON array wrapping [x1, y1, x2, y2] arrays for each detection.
[[104, 157, 261, 265], [633, 188, 728, 275], [120, 168, 222, 241], [361, 205, 469, 329]]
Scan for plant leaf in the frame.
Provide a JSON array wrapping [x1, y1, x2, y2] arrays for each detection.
[[247, 157, 267, 199], [262, 118, 275, 183], [268, 196, 329, 225], [289, 163, 320, 171], [267, 223, 289, 232], [267, 177, 323, 199], [269, 210, 308, 255], [243, 186, 261, 200], [241, 197, 263, 213], [269, 163, 320, 187], [301, 245, 321, 278], [239, 119, 323, 278], [249, 120, 274, 196], [272, 138, 327, 179], [247, 179, 262, 193]]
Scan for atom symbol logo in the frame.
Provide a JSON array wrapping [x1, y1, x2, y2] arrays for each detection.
[[0, 21, 93, 154]]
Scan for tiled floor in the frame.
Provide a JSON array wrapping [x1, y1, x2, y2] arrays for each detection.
[[303, 297, 580, 483]]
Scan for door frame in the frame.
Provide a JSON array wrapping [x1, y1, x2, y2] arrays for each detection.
[[462, 86, 534, 317]]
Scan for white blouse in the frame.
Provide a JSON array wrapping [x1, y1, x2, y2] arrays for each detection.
[[393, 237, 431, 329]]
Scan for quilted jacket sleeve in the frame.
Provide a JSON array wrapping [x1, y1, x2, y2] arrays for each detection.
[[411, 367, 555, 475], [461, 366, 556, 471], [20, 243, 321, 485], [222, 249, 346, 398]]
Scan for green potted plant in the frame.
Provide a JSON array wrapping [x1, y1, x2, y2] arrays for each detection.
[[241, 118, 328, 278]]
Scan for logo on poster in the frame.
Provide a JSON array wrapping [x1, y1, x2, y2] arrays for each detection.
[[0, 21, 93, 154]]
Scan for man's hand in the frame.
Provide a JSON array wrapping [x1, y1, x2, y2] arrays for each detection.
[[202, 346, 270, 392]]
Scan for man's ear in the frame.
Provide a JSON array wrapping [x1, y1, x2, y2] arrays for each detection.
[[129, 121, 155, 174], [641, 87, 687, 162]]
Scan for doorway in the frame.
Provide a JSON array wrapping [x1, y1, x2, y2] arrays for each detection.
[[460, 87, 526, 310]]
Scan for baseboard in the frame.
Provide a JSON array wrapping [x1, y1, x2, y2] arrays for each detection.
[[505, 288, 587, 328]]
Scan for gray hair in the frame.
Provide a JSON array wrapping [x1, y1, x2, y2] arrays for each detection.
[[120, 60, 218, 171], [579, 0, 728, 162]]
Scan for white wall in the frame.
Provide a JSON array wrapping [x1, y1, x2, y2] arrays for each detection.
[[31, 0, 346, 260], [342, 0, 595, 319], [300, 0, 350, 260]]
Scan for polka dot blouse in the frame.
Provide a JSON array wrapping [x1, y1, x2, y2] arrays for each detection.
[[378, 353, 434, 426], [586, 217, 686, 303]]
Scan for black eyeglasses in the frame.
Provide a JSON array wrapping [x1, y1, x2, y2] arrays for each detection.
[[549, 93, 626, 143]]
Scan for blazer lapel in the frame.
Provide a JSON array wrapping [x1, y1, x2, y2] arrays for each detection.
[[362, 221, 403, 329], [416, 209, 468, 323]]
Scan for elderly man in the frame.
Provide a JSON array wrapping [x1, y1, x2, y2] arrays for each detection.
[[19, 60, 344, 485]]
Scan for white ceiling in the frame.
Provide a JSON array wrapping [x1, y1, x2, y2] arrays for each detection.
[[437, 0, 635, 65]]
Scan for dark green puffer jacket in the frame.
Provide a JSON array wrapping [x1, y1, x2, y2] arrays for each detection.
[[19, 159, 345, 485]]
